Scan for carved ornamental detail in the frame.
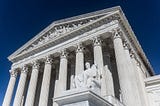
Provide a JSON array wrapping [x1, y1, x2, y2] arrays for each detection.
[[21, 16, 104, 54], [9, 70, 18, 77], [72, 62, 101, 89]]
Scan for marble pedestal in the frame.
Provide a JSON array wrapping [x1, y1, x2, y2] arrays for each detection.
[[54, 88, 112, 106]]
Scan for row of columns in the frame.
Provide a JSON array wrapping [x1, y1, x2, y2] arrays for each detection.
[[3, 28, 147, 106], [113, 29, 140, 106], [112, 29, 148, 106], [2, 36, 105, 106], [13, 66, 28, 106]]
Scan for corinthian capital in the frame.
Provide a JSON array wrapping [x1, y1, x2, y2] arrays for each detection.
[[60, 49, 68, 59], [111, 28, 122, 40], [76, 43, 84, 53], [123, 41, 129, 50], [9, 69, 18, 77], [130, 50, 135, 59], [45, 56, 53, 64], [21, 65, 29, 73], [93, 36, 102, 46], [32, 61, 40, 69]]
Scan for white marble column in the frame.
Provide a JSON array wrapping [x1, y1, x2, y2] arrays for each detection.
[[112, 29, 141, 106], [53, 67, 59, 98], [75, 43, 84, 75], [39, 56, 53, 106], [123, 42, 142, 106], [112, 30, 129, 105], [2, 70, 17, 106], [53, 67, 59, 106], [57, 50, 68, 96], [25, 61, 40, 106], [70, 63, 75, 89], [93, 37, 114, 97], [13, 66, 28, 106], [130, 52, 149, 106], [93, 37, 104, 76]]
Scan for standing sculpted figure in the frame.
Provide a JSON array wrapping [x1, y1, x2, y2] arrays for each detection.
[[73, 62, 101, 89]]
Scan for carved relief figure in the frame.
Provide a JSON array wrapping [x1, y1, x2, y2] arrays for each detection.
[[73, 62, 101, 89], [21, 18, 98, 53]]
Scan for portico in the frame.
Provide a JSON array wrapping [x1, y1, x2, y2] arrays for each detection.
[[3, 6, 153, 106]]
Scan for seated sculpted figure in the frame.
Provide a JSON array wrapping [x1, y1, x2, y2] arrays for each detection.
[[73, 62, 101, 89]]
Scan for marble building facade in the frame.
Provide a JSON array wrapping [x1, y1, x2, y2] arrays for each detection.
[[2, 6, 160, 106]]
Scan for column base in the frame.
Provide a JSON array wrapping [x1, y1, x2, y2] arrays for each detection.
[[54, 88, 112, 106]]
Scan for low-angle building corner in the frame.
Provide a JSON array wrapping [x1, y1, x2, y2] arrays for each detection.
[[2, 6, 160, 106]]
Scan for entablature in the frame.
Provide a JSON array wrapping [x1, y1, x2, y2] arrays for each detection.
[[11, 21, 119, 69]]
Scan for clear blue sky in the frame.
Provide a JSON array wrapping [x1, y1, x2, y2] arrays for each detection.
[[0, 0, 159, 105]]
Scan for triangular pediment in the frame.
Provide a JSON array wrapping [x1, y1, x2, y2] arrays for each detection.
[[17, 14, 105, 54], [8, 6, 121, 62]]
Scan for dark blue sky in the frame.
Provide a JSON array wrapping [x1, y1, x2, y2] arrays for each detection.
[[0, 0, 159, 105]]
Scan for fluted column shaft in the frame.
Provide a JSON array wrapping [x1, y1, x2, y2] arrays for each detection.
[[53, 80, 59, 106], [123, 43, 141, 106], [53, 79, 59, 106], [57, 50, 68, 96], [53, 67, 59, 106], [93, 37, 104, 76], [13, 66, 28, 106], [93, 37, 111, 97], [75, 43, 84, 75], [53, 68, 59, 98], [2, 70, 17, 106], [39, 56, 53, 106], [112, 29, 140, 106], [131, 53, 149, 106], [25, 61, 40, 106]]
